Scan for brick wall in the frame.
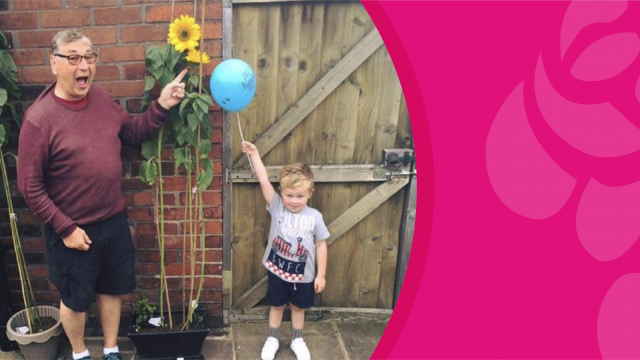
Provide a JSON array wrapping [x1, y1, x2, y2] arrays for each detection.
[[0, 0, 225, 332]]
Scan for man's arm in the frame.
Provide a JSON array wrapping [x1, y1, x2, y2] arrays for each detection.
[[17, 121, 91, 250], [241, 141, 275, 204]]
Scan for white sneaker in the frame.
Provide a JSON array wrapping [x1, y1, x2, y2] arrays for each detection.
[[290, 338, 311, 360], [261, 336, 279, 360]]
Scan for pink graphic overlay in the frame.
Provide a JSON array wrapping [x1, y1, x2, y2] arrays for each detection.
[[367, 1, 640, 358]]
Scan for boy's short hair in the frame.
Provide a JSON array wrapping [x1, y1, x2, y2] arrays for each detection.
[[52, 29, 95, 53], [279, 163, 314, 190]]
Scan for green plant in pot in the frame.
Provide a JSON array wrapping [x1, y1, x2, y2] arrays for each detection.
[[0, 29, 63, 360], [127, 3, 214, 359]]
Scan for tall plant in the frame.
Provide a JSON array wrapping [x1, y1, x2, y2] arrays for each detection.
[[138, 2, 213, 330], [0, 29, 36, 332]]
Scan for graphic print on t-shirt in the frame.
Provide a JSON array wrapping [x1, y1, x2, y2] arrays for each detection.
[[266, 212, 313, 282]]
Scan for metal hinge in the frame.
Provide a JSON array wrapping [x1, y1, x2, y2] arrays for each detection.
[[373, 169, 417, 181]]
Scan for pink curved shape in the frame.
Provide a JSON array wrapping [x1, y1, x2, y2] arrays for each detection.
[[576, 178, 640, 261], [535, 55, 640, 157], [487, 82, 576, 220], [598, 273, 640, 359], [636, 76, 640, 103], [571, 33, 640, 81], [560, 0, 627, 60]]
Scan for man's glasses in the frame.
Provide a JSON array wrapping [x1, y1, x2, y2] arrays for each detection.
[[53, 53, 98, 65]]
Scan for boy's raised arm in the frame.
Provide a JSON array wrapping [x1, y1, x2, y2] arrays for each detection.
[[242, 141, 276, 204]]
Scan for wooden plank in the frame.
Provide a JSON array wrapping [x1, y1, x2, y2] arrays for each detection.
[[356, 188, 385, 308], [234, 27, 384, 167], [222, 0, 233, 315], [292, 2, 324, 163], [230, 164, 387, 183], [326, 178, 408, 246], [232, 178, 408, 309], [376, 190, 403, 308], [394, 173, 416, 306], [312, 3, 353, 307], [229, 305, 392, 323]]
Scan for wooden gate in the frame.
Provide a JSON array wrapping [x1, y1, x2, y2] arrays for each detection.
[[221, 0, 415, 321]]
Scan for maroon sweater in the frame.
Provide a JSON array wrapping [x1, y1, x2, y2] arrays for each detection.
[[17, 83, 169, 238]]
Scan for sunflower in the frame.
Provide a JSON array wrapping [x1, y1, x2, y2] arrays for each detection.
[[186, 49, 211, 64], [168, 15, 202, 53]]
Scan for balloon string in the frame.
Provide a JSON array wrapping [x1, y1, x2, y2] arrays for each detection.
[[237, 112, 255, 173]]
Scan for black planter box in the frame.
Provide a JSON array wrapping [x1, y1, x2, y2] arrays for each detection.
[[127, 310, 209, 360]]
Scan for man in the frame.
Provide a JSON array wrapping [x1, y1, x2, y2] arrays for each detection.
[[17, 29, 187, 360]]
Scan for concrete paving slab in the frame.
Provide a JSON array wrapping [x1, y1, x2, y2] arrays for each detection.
[[336, 322, 386, 360], [200, 337, 234, 360], [232, 322, 345, 360]]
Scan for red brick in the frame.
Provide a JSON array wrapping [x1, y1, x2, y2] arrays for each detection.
[[128, 207, 154, 221], [180, 191, 221, 206], [68, 0, 116, 8], [184, 249, 221, 263], [94, 65, 121, 81], [137, 234, 157, 248], [204, 220, 221, 234], [9, 49, 46, 66], [123, 63, 148, 80], [14, 0, 62, 11], [133, 192, 154, 206], [163, 207, 186, 221], [124, 192, 134, 206], [28, 265, 49, 278], [203, 22, 221, 40], [41, 10, 90, 28], [0, 13, 38, 30], [202, 41, 221, 59], [18, 210, 42, 224], [100, 80, 145, 97], [137, 249, 178, 263], [22, 67, 55, 84], [203, 206, 222, 219], [166, 263, 201, 276], [201, 276, 222, 289], [23, 238, 45, 251], [205, 235, 222, 248], [163, 177, 187, 191], [146, 3, 222, 23], [205, 264, 222, 275], [123, 0, 192, 5], [33, 291, 60, 304], [98, 45, 145, 62], [135, 263, 159, 275], [94, 6, 142, 25], [203, 290, 222, 302], [121, 25, 169, 43], [18, 30, 58, 48], [82, 28, 118, 45]]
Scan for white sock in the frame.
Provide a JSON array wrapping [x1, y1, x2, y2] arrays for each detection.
[[104, 345, 119, 355], [72, 349, 90, 360]]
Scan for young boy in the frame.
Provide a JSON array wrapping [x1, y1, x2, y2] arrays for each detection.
[[242, 141, 329, 360]]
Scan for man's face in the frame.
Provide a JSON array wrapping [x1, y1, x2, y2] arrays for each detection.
[[50, 39, 95, 100]]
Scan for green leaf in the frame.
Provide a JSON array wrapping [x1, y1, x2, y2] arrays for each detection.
[[174, 146, 194, 172], [139, 161, 158, 186], [198, 139, 211, 159], [179, 97, 192, 116], [198, 94, 214, 107], [0, 88, 7, 107], [0, 30, 7, 49], [144, 76, 156, 92], [6, 102, 21, 128], [188, 76, 199, 89], [194, 97, 210, 115], [187, 113, 199, 131], [140, 139, 157, 160], [197, 158, 214, 190], [0, 124, 6, 147]]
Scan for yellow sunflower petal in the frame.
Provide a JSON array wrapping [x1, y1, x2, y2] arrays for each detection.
[[186, 49, 211, 64], [168, 15, 202, 53]]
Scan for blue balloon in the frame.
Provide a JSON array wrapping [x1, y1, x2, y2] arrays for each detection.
[[210, 59, 256, 112]]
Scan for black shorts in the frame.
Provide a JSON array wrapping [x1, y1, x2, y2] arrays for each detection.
[[265, 271, 314, 309], [45, 210, 136, 313]]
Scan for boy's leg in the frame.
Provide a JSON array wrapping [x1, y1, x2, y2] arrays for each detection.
[[269, 304, 286, 329]]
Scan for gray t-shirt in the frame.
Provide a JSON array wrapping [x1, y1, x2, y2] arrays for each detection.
[[263, 193, 330, 283]]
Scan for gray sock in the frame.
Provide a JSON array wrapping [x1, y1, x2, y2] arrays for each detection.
[[269, 327, 278, 338], [293, 328, 303, 339]]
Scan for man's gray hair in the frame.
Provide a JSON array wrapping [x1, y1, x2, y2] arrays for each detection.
[[52, 29, 95, 53]]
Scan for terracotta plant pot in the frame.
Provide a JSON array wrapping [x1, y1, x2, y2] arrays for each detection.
[[6, 305, 63, 360]]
